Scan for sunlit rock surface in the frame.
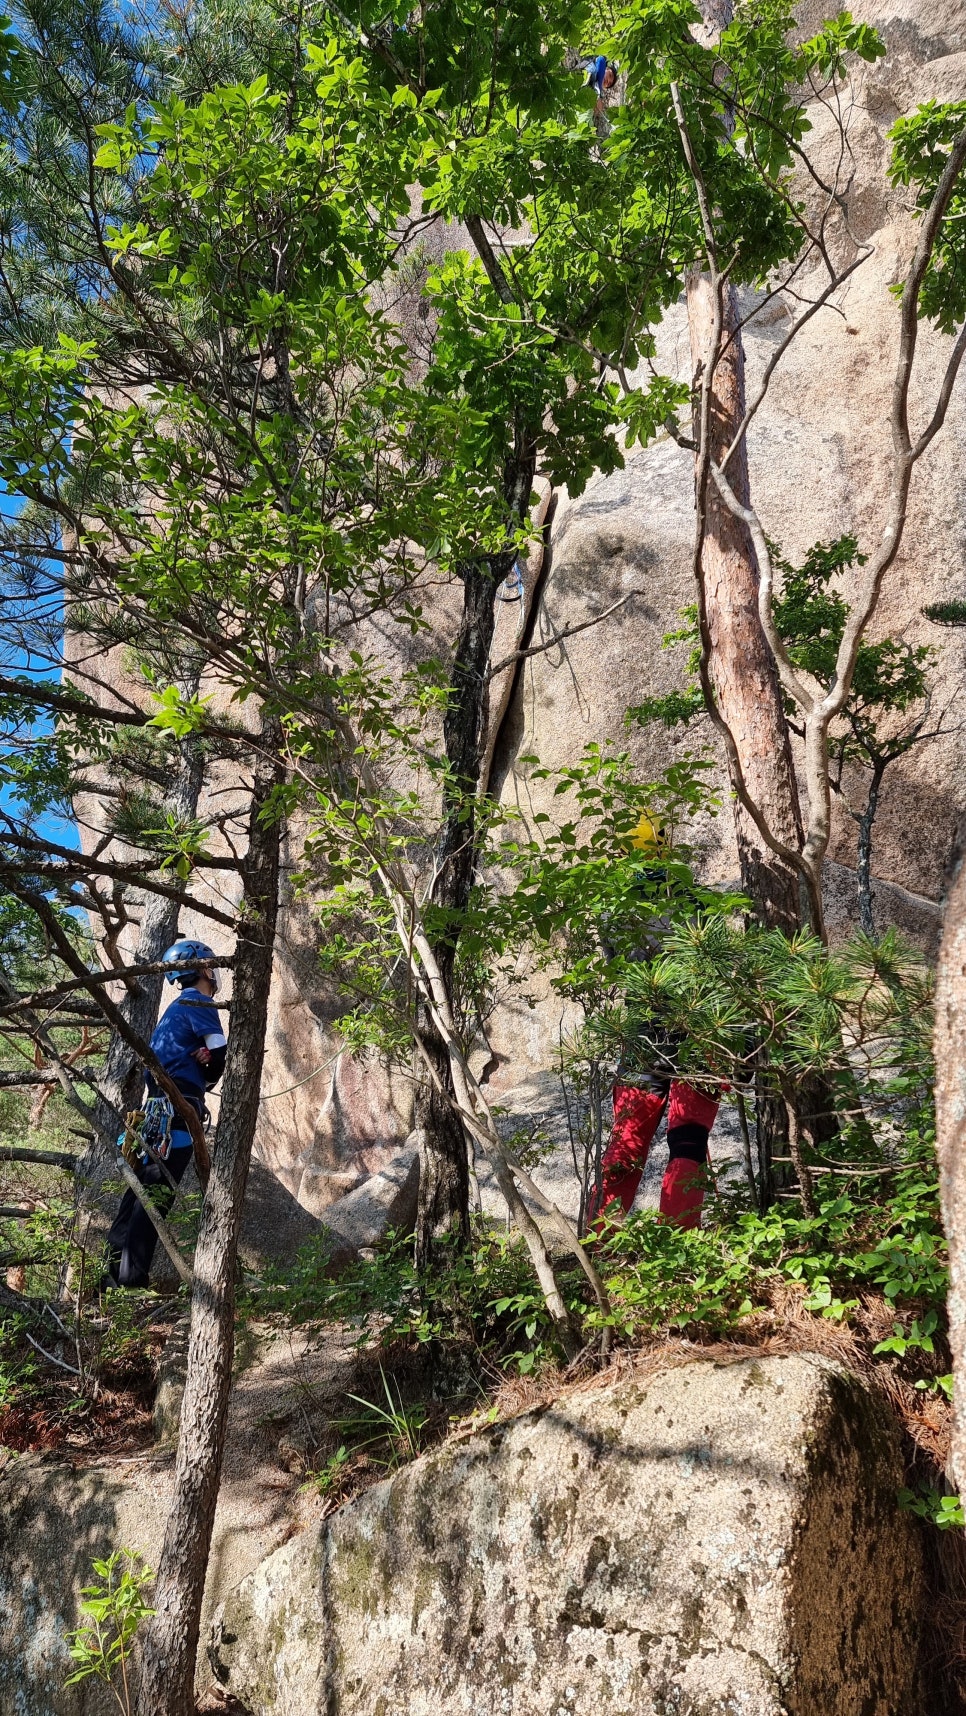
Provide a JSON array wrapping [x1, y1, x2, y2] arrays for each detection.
[[210, 1354, 922, 1716]]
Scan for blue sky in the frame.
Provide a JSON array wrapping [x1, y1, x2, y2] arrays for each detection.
[[0, 486, 79, 851]]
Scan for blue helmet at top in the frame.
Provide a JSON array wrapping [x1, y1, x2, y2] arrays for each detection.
[[162, 938, 220, 993]]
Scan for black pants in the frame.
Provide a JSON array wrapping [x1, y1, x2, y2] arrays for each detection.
[[104, 1144, 193, 1289]]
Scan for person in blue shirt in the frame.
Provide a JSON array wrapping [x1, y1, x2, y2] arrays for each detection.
[[583, 54, 618, 102], [103, 939, 227, 1289]]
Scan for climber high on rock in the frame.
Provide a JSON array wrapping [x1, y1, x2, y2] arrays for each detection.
[[582, 53, 618, 99], [587, 816, 720, 1234], [102, 938, 227, 1289]]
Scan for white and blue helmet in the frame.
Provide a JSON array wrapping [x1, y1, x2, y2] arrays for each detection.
[[162, 938, 220, 993]]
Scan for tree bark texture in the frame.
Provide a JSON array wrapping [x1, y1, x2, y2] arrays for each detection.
[[688, 274, 805, 933], [415, 553, 505, 1267], [136, 748, 281, 1716], [934, 842, 966, 1496]]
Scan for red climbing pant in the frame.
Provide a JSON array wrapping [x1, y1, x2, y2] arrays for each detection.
[[588, 1079, 720, 1232]]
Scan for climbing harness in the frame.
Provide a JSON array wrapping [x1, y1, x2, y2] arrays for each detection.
[[117, 1094, 175, 1165]]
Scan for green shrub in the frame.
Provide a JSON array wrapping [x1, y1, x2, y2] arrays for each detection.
[[64, 1549, 154, 1716], [248, 1127, 946, 1376]]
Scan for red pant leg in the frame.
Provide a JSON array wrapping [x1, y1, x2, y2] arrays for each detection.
[[659, 1081, 720, 1230], [588, 1083, 667, 1228], [665, 1081, 719, 1137], [659, 1157, 706, 1230]]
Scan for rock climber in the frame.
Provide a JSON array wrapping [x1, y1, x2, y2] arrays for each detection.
[[582, 53, 618, 103], [587, 816, 720, 1233], [102, 938, 227, 1289]]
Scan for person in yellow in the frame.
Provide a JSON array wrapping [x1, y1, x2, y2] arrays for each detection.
[[588, 815, 720, 1231]]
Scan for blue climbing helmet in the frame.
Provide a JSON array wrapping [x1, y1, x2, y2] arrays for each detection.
[[162, 938, 220, 993]]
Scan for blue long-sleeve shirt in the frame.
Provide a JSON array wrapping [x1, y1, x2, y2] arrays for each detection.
[[147, 987, 227, 1107], [585, 54, 609, 96]]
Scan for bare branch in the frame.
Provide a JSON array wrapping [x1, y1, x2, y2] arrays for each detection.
[[670, 81, 718, 266], [0, 851, 237, 929], [486, 592, 641, 679], [465, 214, 521, 308], [0, 955, 232, 1023], [0, 824, 239, 877], [797, 130, 966, 882], [24, 1330, 82, 1377], [0, 673, 149, 727], [892, 131, 966, 463], [0, 1145, 78, 1170], [721, 248, 873, 468], [912, 314, 966, 459], [0, 1069, 61, 1088]]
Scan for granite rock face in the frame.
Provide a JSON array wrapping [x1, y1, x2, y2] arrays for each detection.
[[210, 1354, 923, 1716], [150, 1155, 333, 1293], [0, 1327, 359, 1715], [318, 1139, 421, 1252], [250, 0, 966, 1182]]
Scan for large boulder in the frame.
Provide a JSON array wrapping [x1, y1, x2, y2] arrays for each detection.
[[209, 1353, 923, 1716], [150, 1155, 331, 1293], [0, 1452, 173, 1716], [317, 1139, 421, 1253], [237, 1158, 327, 1275]]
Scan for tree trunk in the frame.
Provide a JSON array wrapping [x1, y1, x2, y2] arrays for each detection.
[[89, 737, 206, 1151], [415, 1024, 471, 1269], [135, 746, 281, 1716], [855, 758, 886, 938], [687, 274, 847, 1162], [414, 553, 505, 1268], [687, 273, 805, 934], [934, 839, 966, 1496]]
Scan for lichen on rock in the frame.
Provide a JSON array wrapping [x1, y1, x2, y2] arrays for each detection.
[[209, 1354, 922, 1716]]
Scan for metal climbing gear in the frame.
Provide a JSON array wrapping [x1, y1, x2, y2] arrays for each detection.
[[141, 1093, 176, 1160]]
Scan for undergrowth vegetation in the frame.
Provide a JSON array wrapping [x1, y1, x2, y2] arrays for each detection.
[[0, 1087, 181, 1453], [251, 1127, 945, 1367], [246, 1115, 952, 1516]]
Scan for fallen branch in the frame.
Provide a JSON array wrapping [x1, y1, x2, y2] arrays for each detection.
[[23, 1329, 82, 1376]]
